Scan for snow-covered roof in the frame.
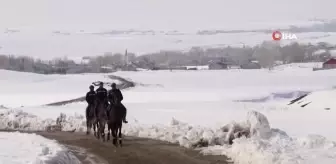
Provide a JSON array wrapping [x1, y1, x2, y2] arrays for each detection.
[[68, 57, 90, 64], [100, 66, 114, 69], [274, 60, 283, 65], [186, 65, 209, 70]]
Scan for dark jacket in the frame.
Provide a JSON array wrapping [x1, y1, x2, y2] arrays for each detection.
[[96, 87, 108, 101], [86, 91, 96, 104], [108, 88, 123, 103]]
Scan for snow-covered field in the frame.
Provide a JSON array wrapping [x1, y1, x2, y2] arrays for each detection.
[[2, 63, 336, 163]]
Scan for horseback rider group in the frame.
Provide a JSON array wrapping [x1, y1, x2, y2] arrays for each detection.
[[86, 82, 128, 123]]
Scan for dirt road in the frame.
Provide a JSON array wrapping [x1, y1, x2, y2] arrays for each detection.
[[37, 131, 232, 164]]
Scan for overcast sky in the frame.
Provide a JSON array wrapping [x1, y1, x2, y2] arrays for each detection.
[[0, 0, 335, 31]]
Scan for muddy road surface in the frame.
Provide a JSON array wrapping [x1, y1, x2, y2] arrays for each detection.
[[38, 131, 232, 164]]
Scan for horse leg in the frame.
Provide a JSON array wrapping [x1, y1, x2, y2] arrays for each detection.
[[112, 124, 117, 146], [98, 121, 102, 140], [101, 121, 106, 142], [85, 106, 89, 135], [93, 121, 97, 137], [96, 121, 101, 139], [93, 122, 96, 137], [86, 119, 89, 135], [86, 119, 91, 135], [107, 122, 111, 141], [118, 123, 122, 147]]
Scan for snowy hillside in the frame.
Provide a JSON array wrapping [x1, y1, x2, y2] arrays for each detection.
[[0, 70, 117, 108], [290, 89, 336, 109], [1, 30, 336, 60], [273, 62, 323, 70], [1, 67, 336, 163], [114, 68, 336, 103]]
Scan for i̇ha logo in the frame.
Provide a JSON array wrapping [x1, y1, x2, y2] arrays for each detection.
[[272, 31, 297, 41]]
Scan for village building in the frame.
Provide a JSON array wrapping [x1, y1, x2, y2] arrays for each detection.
[[322, 58, 336, 69], [100, 65, 115, 73], [208, 61, 228, 70], [312, 49, 331, 61], [240, 60, 261, 69], [118, 63, 138, 71]]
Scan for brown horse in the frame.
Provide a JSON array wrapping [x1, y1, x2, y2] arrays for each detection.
[[95, 100, 108, 142], [86, 103, 97, 136], [107, 95, 125, 147]]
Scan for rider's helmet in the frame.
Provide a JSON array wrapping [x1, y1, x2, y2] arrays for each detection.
[[89, 85, 94, 90], [111, 83, 116, 88], [99, 82, 104, 87]]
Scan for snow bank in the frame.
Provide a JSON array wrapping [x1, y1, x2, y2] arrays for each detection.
[[0, 110, 86, 132], [124, 110, 336, 164], [0, 132, 80, 164], [123, 110, 271, 148], [199, 111, 336, 164], [2, 108, 336, 164]]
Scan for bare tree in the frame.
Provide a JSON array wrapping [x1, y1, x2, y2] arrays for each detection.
[[0, 55, 10, 69]]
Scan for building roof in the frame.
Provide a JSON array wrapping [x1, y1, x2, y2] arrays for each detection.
[[209, 61, 227, 66], [323, 58, 336, 65], [242, 62, 260, 65], [208, 60, 236, 65]]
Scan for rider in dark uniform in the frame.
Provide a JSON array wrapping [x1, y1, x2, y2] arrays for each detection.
[[108, 83, 128, 123], [85, 85, 96, 117], [96, 82, 109, 116], [96, 82, 108, 106]]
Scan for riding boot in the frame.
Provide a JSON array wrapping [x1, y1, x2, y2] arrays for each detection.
[[123, 117, 128, 123], [122, 105, 128, 123]]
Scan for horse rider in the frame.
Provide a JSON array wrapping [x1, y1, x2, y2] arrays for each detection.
[[85, 85, 96, 117], [108, 83, 128, 123], [95, 82, 109, 114]]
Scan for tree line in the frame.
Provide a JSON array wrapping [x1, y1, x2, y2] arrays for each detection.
[[0, 41, 334, 74]]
